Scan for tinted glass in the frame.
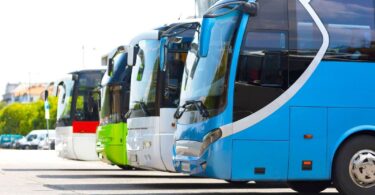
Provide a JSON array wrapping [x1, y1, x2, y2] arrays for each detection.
[[312, 0, 375, 61], [162, 52, 187, 108], [100, 54, 131, 125], [288, 0, 323, 84], [243, 31, 288, 51], [74, 71, 104, 121], [234, 0, 323, 121], [247, 0, 288, 30], [128, 40, 160, 118], [179, 10, 241, 124]]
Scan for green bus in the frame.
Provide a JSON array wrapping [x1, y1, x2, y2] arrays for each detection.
[[96, 47, 132, 169]]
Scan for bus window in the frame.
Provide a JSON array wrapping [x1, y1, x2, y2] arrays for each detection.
[[288, 0, 323, 85], [312, 0, 375, 61], [129, 40, 160, 118], [234, 0, 289, 121], [163, 52, 186, 108], [233, 0, 323, 121], [109, 85, 122, 122], [74, 72, 103, 121]]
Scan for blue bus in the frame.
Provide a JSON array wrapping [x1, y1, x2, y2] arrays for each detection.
[[172, 0, 375, 194]]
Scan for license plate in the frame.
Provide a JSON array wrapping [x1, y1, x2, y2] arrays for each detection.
[[181, 162, 190, 172]]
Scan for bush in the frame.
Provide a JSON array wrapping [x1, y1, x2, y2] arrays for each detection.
[[0, 96, 57, 135]]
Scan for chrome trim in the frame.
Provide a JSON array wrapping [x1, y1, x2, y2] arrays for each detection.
[[175, 140, 203, 157]]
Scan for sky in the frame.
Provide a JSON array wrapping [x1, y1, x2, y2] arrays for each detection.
[[0, 0, 196, 99]]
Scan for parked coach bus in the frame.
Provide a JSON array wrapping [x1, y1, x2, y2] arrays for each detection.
[[125, 21, 197, 172], [172, 0, 375, 194], [55, 69, 105, 161], [96, 47, 133, 169]]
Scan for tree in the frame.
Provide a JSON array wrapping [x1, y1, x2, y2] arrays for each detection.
[[0, 101, 6, 110], [0, 97, 57, 135]]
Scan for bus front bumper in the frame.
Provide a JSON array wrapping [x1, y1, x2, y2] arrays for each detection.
[[173, 150, 209, 176]]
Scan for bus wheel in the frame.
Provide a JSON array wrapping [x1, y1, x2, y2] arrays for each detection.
[[333, 135, 375, 195], [117, 165, 133, 170], [288, 181, 330, 194]]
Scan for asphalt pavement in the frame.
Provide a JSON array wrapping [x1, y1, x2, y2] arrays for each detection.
[[0, 149, 339, 195]]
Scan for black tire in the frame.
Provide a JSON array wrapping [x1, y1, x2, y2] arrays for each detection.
[[117, 165, 133, 170], [333, 135, 375, 195], [24, 145, 30, 150], [288, 181, 330, 194]]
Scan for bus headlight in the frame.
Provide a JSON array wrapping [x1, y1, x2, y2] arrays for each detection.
[[175, 128, 222, 157], [199, 128, 222, 156]]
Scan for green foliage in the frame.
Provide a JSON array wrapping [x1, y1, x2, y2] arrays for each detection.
[[0, 96, 58, 135], [0, 101, 6, 110]]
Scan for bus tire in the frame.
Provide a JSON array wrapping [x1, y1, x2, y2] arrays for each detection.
[[288, 181, 330, 194], [117, 165, 133, 170], [333, 135, 375, 195]]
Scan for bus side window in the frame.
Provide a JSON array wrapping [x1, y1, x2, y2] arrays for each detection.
[[234, 31, 288, 121], [233, 0, 323, 122], [311, 0, 375, 62]]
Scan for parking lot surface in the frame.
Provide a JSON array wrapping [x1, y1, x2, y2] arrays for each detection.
[[0, 149, 338, 195]]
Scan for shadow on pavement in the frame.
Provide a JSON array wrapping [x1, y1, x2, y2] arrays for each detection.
[[44, 183, 339, 194], [91, 193, 334, 195], [2, 168, 128, 172], [44, 182, 290, 190], [37, 174, 195, 179]]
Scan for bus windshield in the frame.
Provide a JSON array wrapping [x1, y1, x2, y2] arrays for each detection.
[[128, 40, 160, 118], [178, 10, 241, 124], [74, 71, 104, 122], [100, 53, 132, 125], [56, 71, 104, 126]]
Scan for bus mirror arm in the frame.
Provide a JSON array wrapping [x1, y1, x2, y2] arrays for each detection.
[[127, 30, 161, 66]]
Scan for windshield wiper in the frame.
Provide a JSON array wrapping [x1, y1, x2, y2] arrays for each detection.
[[174, 100, 209, 119], [134, 101, 151, 116]]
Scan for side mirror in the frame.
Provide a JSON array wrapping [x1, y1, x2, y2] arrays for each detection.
[[127, 30, 161, 66], [127, 45, 139, 66], [242, 2, 258, 17], [107, 45, 126, 76], [108, 58, 114, 76]]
